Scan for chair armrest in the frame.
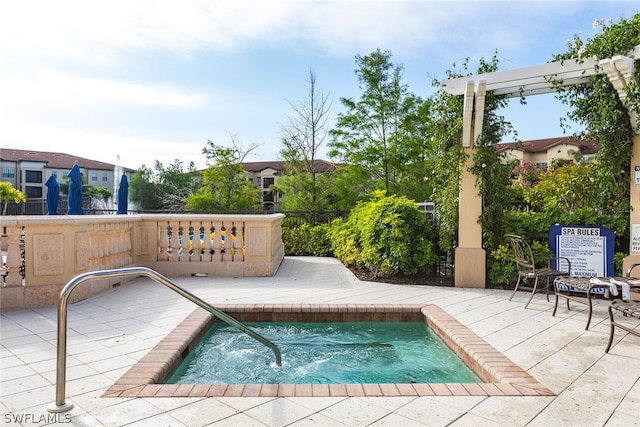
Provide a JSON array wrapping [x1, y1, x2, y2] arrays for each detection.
[[626, 263, 640, 278], [547, 257, 571, 274]]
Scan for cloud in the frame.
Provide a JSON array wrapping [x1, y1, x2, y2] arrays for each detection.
[[0, 1, 296, 64], [0, 0, 580, 63], [0, 69, 209, 111]]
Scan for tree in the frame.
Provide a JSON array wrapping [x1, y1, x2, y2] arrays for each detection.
[[393, 96, 437, 202], [84, 187, 112, 200], [328, 49, 423, 195], [524, 163, 597, 213], [186, 136, 261, 211], [129, 159, 200, 211], [0, 182, 26, 215], [277, 69, 334, 211]]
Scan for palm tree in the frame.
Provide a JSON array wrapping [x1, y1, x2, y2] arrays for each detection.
[[0, 182, 27, 215]]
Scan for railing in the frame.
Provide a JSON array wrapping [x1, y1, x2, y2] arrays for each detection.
[[48, 267, 282, 413], [1, 214, 284, 310], [280, 210, 346, 227]]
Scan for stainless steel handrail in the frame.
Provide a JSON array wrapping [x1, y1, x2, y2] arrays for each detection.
[[48, 266, 281, 413]]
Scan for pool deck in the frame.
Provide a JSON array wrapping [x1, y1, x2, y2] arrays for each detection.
[[1, 256, 639, 426]]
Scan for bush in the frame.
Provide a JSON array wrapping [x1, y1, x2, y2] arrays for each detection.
[[329, 191, 439, 277], [283, 223, 333, 256], [488, 243, 517, 288]]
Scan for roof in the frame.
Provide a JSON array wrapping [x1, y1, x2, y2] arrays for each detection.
[[240, 159, 339, 173], [496, 136, 599, 155], [0, 148, 135, 172]]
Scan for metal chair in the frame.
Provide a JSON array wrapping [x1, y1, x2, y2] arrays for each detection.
[[605, 263, 640, 352], [505, 234, 571, 309], [606, 299, 640, 352]]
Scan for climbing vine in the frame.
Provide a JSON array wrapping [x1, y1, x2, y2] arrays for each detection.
[[429, 53, 515, 254], [552, 14, 640, 224]]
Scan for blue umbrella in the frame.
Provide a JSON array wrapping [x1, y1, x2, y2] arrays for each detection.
[[67, 163, 84, 215], [116, 174, 129, 214], [45, 175, 60, 215]]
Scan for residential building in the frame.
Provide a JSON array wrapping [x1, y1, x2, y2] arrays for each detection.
[[0, 147, 134, 201], [496, 136, 599, 169], [240, 160, 338, 211]]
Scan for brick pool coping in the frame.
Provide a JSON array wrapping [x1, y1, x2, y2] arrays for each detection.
[[103, 304, 554, 398]]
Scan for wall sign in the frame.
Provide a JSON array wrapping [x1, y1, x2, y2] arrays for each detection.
[[549, 225, 614, 277], [632, 224, 640, 253], [635, 165, 640, 185]]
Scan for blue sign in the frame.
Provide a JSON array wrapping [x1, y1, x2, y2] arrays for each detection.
[[549, 225, 615, 277]]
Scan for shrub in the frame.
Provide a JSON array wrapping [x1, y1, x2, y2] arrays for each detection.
[[488, 243, 517, 288], [283, 223, 333, 256], [330, 191, 439, 277]]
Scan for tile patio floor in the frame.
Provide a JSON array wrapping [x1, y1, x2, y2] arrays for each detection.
[[1, 256, 639, 426]]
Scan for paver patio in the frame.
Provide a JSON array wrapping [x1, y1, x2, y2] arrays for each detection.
[[1, 256, 638, 426]]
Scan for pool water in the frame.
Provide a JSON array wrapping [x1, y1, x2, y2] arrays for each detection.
[[168, 322, 480, 384]]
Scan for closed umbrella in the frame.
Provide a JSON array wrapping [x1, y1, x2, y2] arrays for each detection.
[[45, 175, 60, 215], [67, 163, 84, 215], [116, 174, 129, 214]]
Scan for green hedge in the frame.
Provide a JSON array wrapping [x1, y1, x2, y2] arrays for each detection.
[[282, 223, 333, 257]]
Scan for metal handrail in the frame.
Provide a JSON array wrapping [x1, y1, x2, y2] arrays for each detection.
[[48, 267, 281, 413], [626, 263, 640, 278]]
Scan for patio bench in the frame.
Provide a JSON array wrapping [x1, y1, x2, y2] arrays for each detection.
[[552, 276, 606, 330]]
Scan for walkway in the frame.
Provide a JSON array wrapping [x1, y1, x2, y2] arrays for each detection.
[[1, 257, 638, 426]]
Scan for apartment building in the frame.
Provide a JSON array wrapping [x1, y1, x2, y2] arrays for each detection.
[[241, 160, 338, 211], [0, 148, 134, 199], [496, 136, 598, 169]]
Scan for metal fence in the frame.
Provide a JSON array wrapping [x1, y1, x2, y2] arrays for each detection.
[[1, 197, 100, 216], [280, 211, 346, 227]]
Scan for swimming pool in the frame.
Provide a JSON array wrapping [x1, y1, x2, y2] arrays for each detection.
[[168, 321, 480, 384], [104, 304, 554, 398]]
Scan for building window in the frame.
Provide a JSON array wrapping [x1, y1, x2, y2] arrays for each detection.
[[2, 168, 15, 178], [102, 172, 108, 182], [263, 191, 274, 202], [62, 171, 69, 179], [91, 172, 98, 182], [263, 177, 274, 189], [25, 170, 43, 183], [256, 177, 262, 187], [536, 162, 548, 170], [25, 186, 43, 198]]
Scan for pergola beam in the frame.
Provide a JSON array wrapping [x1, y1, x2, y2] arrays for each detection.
[[441, 57, 602, 98]]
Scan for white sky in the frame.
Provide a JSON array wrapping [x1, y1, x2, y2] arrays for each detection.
[[1, 1, 638, 170]]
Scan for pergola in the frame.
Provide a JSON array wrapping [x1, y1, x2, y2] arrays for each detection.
[[440, 45, 640, 288]]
